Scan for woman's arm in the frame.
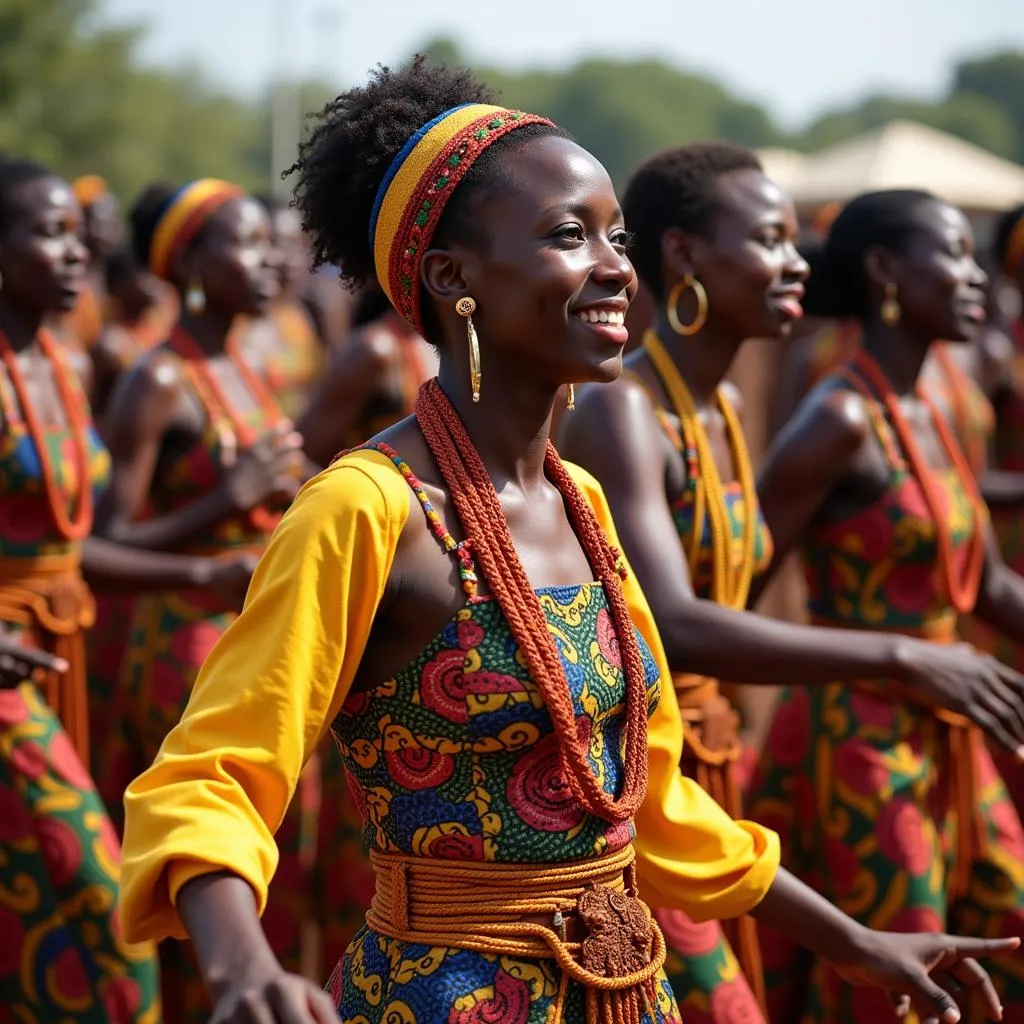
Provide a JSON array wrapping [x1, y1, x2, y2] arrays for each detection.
[[95, 355, 239, 549], [562, 381, 1024, 754]]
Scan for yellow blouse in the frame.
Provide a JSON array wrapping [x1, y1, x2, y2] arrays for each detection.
[[120, 448, 779, 943]]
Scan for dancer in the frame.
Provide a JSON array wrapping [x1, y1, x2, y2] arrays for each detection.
[[94, 178, 306, 1021], [120, 61, 1016, 1024], [561, 143, 1024, 1023], [0, 156, 160, 1022], [238, 196, 323, 421], [748, 189, 1024, 1022]]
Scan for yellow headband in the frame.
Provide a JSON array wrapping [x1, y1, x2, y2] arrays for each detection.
[[149, 178, 245, 280], [369, 103, 554, 333], [1005, 212, 1024, 276]]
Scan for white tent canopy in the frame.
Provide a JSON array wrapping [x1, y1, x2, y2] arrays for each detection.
[[759, 121, 1024, 212]]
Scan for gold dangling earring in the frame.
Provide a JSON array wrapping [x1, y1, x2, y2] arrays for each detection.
[[881, 282, 901, 327], [565, 384, 575, 411], [455, 296, 481, 402], [667, 274, 708, 336], [185, 278, 206, 315]]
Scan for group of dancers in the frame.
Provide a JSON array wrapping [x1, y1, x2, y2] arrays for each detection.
[[5, 55, 1024, 1024]]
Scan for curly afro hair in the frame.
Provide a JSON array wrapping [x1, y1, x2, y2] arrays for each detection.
[[621, 142, 762, 301], [285, 56, 565, 296]]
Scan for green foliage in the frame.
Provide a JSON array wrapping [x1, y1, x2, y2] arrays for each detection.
[[0, 7, 1020, 210]]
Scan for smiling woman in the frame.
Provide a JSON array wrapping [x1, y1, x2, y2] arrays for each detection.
[[117, 60, 1019, 1024]]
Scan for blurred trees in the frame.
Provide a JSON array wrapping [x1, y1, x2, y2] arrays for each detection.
[[0, 2, 1022, 203]]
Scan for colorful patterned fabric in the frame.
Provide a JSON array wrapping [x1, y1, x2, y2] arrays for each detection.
[[0, 684, 160, 1023], [748, 374, 1024, 1023], [648, 401, 772, 1021], [94, 346, 303, 1023], [0, 352, 158, 1021], [328, 443, 680, 1023]]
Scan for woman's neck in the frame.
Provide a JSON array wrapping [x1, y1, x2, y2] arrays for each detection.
[[861, 322, 934, 396], [0, 300, 44, 353], [179, 308, 237, 356], [436, 358, 555, 492], [652, 313, 745, 406]]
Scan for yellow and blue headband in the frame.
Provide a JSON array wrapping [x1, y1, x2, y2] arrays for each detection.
[[369, 103, 554, 334], [149, 178, 245, 281]]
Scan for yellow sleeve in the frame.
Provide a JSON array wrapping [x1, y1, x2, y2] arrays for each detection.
[[564, 461, 780, 921], [119, 449, 410, 943]]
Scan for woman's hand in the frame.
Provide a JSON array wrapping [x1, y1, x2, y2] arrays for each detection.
[[209, 969, 337, 1024], [833, 929, 1019, 1022], [0, 634, 67, 689], [895, 638, 1024, 756]]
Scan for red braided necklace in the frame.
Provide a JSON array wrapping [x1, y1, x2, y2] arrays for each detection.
[[843, 349, 986, 614], [168, 324, 287, 534], [413, 378, 649, 823], [0, 327, 93, 540]]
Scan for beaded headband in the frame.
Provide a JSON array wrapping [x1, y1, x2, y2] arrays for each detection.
[[369, 102, 555, 334], [1004, 211, 1024, 276], [149, 178, 245, 280]]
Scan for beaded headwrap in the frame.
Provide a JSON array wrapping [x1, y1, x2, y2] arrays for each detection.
[[1004, 210, 1024, 276], [369, 103, 555, 334], [148, 178, 245, 281]]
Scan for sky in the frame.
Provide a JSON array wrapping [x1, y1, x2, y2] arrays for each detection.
[[95, 0, 1024, 130]]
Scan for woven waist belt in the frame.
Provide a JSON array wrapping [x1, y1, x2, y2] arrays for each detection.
[[366, 843, 666, 1024], [0, 553, 93, 762]]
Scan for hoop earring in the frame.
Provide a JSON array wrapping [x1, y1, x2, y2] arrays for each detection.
[[185, 278, 206, 316], [667, 274, 708, 336], [566, 384, 575, 411], [456, 296, 481, 402], [881, 282, 901, 327]]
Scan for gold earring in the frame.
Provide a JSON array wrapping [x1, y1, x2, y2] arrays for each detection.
[[667, 274, 708, 336], [456, 296, 481, 402], [185, 278, 206, 315], [881, 282, 901, 327], [566, 384, 575, 411]]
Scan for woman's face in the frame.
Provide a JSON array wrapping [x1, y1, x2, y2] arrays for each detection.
[[890, 200, 987, 343], [0, 175, 88, 314], [187, 197, 280, 316], [84, 192, 124, 263], [429, 135, 638, 386], [269, 206, 310, 296], [687, 168, 808, 340]]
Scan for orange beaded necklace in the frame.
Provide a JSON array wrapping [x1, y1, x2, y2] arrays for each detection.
[[168, 324, 287, 534], [840, 348, 986, 614], [0, 327, 94, 540]]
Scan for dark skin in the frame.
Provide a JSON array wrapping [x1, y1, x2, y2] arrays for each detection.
[[95, 197, 306, 555], [175, 138, 1015, 1024], [562, 170, 1024, 756], [296, 295, 437, 467], [90, 263, 167, 422], [0, 177, 257, 605], [775, 317, 1024, 510], [753, 201, 1024, 657]]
